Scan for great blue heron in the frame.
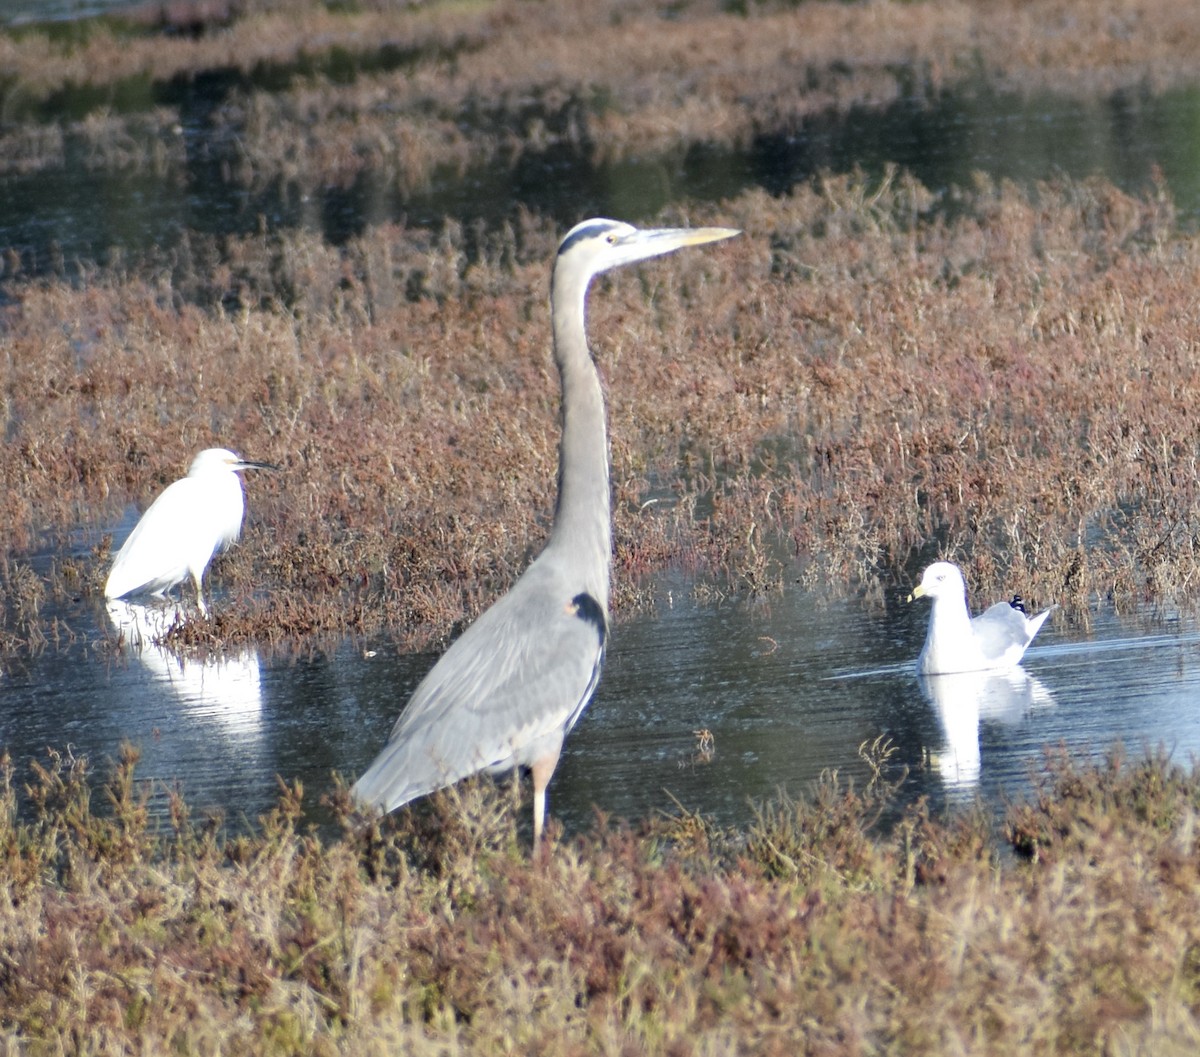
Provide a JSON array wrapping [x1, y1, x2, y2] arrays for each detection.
[[352, 218, 740, 843], [908, 560, 1053, 674], [104, 447, 274, 616]]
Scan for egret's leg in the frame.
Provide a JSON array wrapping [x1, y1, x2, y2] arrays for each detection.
[[192, 571, 208, 617], [530, 746, 562, 848]]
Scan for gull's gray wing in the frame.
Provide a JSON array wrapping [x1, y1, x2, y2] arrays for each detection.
[[970, 601, 1034, 663]]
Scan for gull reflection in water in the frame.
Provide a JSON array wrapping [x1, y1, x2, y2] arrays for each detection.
[[105, 600, 263, 738], [918, 668, 1055, 793]]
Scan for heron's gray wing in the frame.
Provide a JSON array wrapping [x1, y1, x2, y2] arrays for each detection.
[[353, 568, 606, 812], [970, 601, 1033, 662]]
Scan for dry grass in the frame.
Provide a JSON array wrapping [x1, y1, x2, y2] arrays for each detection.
[[1, 742, 1199, 1054], [2, 171, 1200, 652]]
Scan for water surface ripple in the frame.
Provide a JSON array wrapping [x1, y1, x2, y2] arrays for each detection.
[[3, 81, 1200, 274], [3, 581, 1196, 836]]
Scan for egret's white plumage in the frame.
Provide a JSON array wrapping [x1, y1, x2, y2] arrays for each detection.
[[104, 447, 272, 615], [351, 218, 739, 844], [908, 561, 1053, 675]]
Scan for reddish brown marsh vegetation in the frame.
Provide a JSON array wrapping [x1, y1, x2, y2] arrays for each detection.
[[3, 172, 1200, 653], [2, 0, 1200, 654], [2, 744, 1199, 1054], [3, 1, 1200, 193]]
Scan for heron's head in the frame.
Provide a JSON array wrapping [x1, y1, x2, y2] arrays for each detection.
[[555, 218, 739, 285], [907, 561, 966, 604], [188, 448, 276, 477]]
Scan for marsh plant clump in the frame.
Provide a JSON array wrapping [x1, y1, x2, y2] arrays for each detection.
[[1, 171, 1199, 652], [3, 1, 1200, 653], [1, 744, 1199, 1054]]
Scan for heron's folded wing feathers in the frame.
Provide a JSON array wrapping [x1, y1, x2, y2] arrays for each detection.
[[354, 579, 605, 811]]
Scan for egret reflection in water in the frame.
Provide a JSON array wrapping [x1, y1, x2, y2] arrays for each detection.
[[106, 600, 263, 737], [918, 668, 1055, 794]]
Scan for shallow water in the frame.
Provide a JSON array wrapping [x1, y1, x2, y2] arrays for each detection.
[[3, 76, 1200, 275], [3, 579, 1198, 837], [0, 1, 126, 24], [5, 28, 1200, 837]]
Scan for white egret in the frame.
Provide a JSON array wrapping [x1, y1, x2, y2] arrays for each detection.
[[104, 447, 273, 615]]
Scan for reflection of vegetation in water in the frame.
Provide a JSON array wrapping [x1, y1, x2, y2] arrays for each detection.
[[4, 0, 1200, 270], [7, 79, 1200, 273]]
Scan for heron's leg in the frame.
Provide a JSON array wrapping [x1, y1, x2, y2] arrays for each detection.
[[530, 746, 562, 848]]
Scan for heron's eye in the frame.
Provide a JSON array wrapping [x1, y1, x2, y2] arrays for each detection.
[[606, 233, 618, 245]]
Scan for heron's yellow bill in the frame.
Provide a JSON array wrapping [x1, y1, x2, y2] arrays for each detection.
[[637, 226, 741, 250]]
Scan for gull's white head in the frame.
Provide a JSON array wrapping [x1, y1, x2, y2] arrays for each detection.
[[908, 561, 967, 604]]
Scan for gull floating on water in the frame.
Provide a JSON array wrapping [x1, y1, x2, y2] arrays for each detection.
[[907, 561, 1053, 675]]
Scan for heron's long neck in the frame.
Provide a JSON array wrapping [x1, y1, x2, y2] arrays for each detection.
[[548, 268, 611, 608]]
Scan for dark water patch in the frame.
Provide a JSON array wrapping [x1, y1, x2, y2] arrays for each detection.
[[3, 574, 1199, 840], [4, 77, 1200, 281], [756, 81, 1200, 217], [332, 80, 1200, 236], [2, 26, 465, 124]]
